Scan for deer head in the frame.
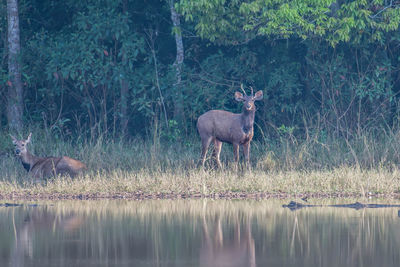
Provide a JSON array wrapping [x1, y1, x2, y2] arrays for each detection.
[[11, 133, 32, 156], [235, 85, 263, 112]]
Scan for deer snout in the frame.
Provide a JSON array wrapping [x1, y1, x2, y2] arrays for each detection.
[[245, 103, 253, 110], [15, 148, 21, 155]]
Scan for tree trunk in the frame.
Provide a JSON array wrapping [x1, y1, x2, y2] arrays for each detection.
[[6, 0, 23, 133], [169, 0, 185, 127], [120, 79, 129, 135], [120, 0, 129, 136]]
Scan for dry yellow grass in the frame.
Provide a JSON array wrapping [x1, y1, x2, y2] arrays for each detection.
[[2, 129, 400, 200], [1, 166, 400, 199]]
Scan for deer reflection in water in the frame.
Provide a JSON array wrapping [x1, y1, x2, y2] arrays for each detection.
[[200, 215, 256, 267], [10, 208, 83, 267]]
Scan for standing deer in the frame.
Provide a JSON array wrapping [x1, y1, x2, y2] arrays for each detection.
[[11, 133, 86, 179], [197, 85, 263, 169]]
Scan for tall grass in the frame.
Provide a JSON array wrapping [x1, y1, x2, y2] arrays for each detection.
[[1, 127, 400, 199]]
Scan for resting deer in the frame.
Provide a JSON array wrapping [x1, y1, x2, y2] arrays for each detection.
[[197, 85, 263, 169], [11, 133, 86, 179]]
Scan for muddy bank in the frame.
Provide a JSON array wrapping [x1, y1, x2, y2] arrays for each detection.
[[1, 191, 400, 201]]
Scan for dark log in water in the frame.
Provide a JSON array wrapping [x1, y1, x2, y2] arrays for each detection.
[[283, 201, 400, 211], [0, 203, 40, 207]]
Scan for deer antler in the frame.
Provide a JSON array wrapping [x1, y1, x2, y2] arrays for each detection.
[[240, 84, 247, 96], [250, 86, 254, 97]]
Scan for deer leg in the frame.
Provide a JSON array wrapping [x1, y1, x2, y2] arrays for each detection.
[[243, 142, 251, 171], [202, 215, 212, 250], [234, 218, 240, 248], [199, 136, 212, 167], [213, 139, 223, 169], [245, 217, 256, 267], [215, 215, 223, 249], [233, 143, 240, 168]]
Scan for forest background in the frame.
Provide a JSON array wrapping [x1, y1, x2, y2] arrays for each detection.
[[2, 0, 400, 176]]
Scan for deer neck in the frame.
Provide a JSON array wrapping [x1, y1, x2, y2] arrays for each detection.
[[241, 108, 255, 134], [19, 151, 41, 172]]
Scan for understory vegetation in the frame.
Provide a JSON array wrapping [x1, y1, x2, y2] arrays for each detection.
[[2, 1, 400, 198], [1, 127, 400, 199]]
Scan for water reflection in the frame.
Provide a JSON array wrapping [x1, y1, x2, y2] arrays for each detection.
[[200, 215, 255, 267], [10, 207, 83, 267], [0, 199, 400, 267]]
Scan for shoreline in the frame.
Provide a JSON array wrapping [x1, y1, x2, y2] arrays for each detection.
[[1, 166, 400, 201], [1, 191, 400, 201]]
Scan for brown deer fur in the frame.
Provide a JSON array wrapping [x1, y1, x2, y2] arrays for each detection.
[[197, 87, 263, 169], [11, 133, 86, 179]]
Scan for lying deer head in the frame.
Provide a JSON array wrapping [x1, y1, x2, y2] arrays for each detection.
[[11, 133, 31, 157]]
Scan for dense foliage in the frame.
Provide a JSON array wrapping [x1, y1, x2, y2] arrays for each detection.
[[1, 0, 400, 146]]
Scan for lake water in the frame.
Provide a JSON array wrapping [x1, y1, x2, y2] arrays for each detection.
[[1, 199, 400, 267]]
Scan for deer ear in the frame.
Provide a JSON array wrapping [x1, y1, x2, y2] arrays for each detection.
[[234, 92, 244, 102], [26, 133, 32, 144], [253, 90, 263, 101], [10, 134, 17, 144]]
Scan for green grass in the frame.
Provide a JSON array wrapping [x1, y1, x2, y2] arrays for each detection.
[[1, 128, 400, 199]]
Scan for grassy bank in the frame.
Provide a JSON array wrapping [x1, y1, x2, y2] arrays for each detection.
[[1, 129, 400, 200], [1, 167, 400, 200]]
